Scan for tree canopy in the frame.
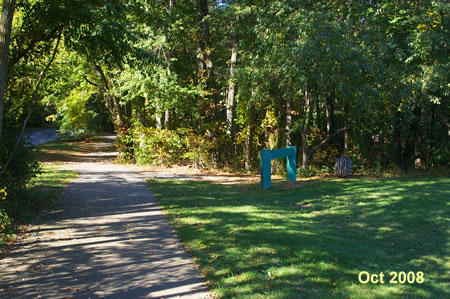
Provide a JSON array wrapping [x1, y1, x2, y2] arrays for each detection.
[[1, 0, 448, 174]]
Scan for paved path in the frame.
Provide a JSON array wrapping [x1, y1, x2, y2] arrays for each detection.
[[0, 136, 210, 298], [24, 128, 60, 146]]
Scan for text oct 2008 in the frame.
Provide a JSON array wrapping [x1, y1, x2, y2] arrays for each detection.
[[358, 271, 424, 284]]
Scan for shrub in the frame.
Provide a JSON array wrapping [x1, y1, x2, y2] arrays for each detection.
[[0, 133, 40, 223], [0, 208, 13, 246], [297, 165, 333, 177], [0, 138, 40, 198], [122, 125, 213, 168], [115, 126, 136, 163]]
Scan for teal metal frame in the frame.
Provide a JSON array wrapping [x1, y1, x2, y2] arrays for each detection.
[[260, 146, 297, 189]]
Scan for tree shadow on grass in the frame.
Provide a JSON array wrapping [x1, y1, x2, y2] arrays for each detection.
[[33, 135, 118, 164], [150, 177, 449, 298]]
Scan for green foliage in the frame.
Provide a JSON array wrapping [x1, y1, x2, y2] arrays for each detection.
[[118, 124, 213, 168], [11, 163, 78, 222], [113, 63, 202, 125], [297, 165, 333, 178], [42, 50, 113, 135], [2, 0, 448, 177], [135, 128, 185, 165], [0, 133, 40, 245], [0, 208, 13, 246], [57, 85, 92, 136], [0, 135, 40, 201], [0, 162, 78, 246], [0, 187, 6, 201]]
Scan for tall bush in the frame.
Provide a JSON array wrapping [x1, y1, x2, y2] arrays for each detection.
[[0, 132, 40, 219], [118, 125, 213, 169]]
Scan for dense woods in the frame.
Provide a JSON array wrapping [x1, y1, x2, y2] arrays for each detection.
[[0, 1, 448, 197]]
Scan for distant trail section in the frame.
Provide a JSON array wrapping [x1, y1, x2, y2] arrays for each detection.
[[24, 128, 60, 145], [0, 135, 211, 298]]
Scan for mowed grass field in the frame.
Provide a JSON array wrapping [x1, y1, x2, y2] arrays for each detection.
[[148, 177, 449, 298]]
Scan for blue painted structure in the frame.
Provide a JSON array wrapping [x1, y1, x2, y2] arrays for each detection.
[[260, 146, 296, 189]]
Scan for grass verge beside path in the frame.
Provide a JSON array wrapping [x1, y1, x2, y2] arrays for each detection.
[[1, 139, 79, 247], [16, 138, 81, 221], [19, 163, 78, 222], [32, 137, 83, 163], [149, 177, 449, 298]]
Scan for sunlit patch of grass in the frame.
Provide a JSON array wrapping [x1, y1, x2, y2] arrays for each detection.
[[149, 177, 449, 298], [37, 140, 82, 152]]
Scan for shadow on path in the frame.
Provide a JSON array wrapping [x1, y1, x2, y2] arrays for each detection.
[[0, 138, 210, 298]]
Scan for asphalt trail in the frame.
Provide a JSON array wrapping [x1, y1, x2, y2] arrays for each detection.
[[24, 128, 60, 146], [0, 136, 210, 298]]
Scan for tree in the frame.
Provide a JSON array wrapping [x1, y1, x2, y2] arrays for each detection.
[[0, 0, 16, 138], [2, 0, 447, 173]]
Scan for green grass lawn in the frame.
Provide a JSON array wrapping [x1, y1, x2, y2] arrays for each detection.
[[6, 163, 78, 223], [148, 177, 449, 298]]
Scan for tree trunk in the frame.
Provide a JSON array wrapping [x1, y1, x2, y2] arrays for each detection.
[[393, 110, 402, 165], [195, 0, 216, 119], [343, 103, 349, 155], [344, 118, 349, 155], [0, 0, 16, 138], [1, 30, 60, 174], [244, 121, 253, 171], [300, 128, 309, 169], [156, 116, 162, 129], [299, 89, 346, 168], [196, 0, 212, 79], [125, 101, 132, 121], [94, 65, 125, 130], [325, 94, 334, 136], [135, 96, 146, 126], [285, 84, 292, 146], [105, 65, 126, 129], [300, 89, 311, 168], [95, 66, 115, 118], [163, 1, 175, 130], [226, 27, 238, 136], [164, 109, 170, 129], [402, 105, 421, 170], [168, 0, 175, 11], [155, 106, 162, 129]]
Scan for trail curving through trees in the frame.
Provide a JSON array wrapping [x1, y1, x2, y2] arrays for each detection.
[[0, 136, 211, 298]]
